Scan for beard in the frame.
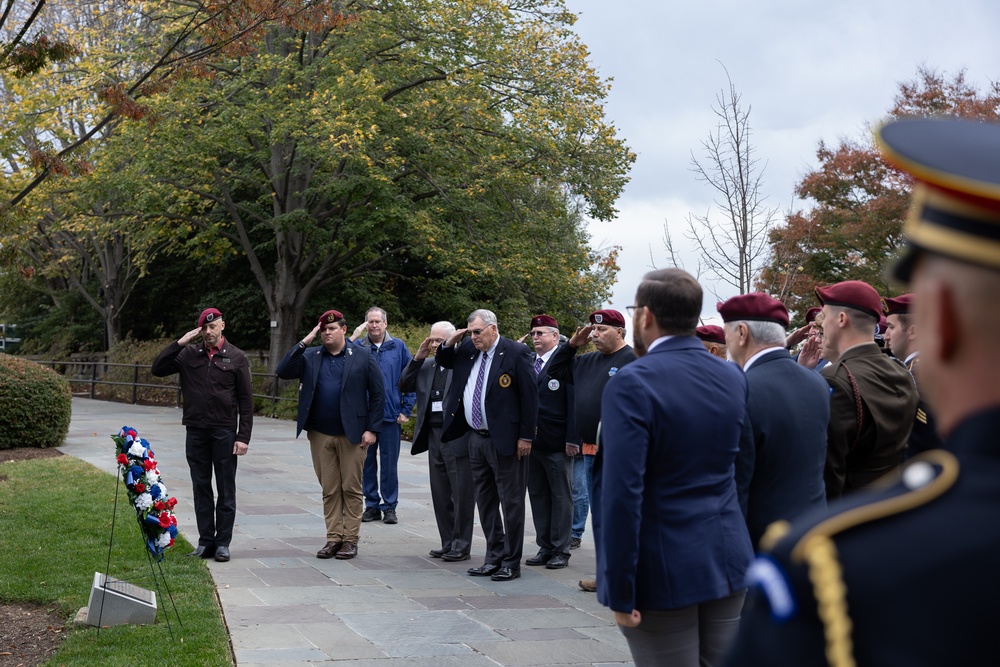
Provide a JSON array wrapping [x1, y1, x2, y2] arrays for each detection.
[[633, 334, 647, 357]]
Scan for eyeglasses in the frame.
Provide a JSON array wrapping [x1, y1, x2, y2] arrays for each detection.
[[469, 324, 495, 336], [626, 305, 643, 316], [529, 330, 549, 337]]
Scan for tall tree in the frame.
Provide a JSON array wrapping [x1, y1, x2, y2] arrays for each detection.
[[0, 0, 322, 214], [757, 67, 1000, 320], [685, 69, 777, 296], [124, 0, 633, 368], [0, 0, 334, 349]]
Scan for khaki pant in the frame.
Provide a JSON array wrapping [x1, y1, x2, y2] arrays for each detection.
[[307, 431, 367, 542]]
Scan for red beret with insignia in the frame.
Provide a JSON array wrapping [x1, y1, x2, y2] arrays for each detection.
[[815, 281, 883, 319], [589, 309, 626, 328], [531, 314, 558, 329], [805, 307, 822, 323], [198, 308, 223, 327], [318, 309, 344, 326], [695, 325, 727, 345], [882, 294, 912, 316], [716, 293, 790, 328]]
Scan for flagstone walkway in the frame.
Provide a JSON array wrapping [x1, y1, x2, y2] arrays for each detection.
[[61, 397, 633, 666]]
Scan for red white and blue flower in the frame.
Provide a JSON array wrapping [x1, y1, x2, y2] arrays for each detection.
[[112, 425, 179, 559]]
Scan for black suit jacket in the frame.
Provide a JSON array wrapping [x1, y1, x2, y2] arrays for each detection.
[[533, 353, 581, 451], [436, 336, 538, 456], [398, 357, 466, 456], [737, 348, 830, 546], [275, 340, 384, 443]]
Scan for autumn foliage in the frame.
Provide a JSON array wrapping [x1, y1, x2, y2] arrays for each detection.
[[758, 68, 1000, 321]]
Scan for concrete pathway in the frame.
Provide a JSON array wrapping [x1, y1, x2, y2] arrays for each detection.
[[61, 397, 633, 666]]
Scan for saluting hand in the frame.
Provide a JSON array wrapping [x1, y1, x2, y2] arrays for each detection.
[[414, 336, 434, 360], [785, 324, 811, 349], [302, 323, 321, 346], [569, 325, 593, 348], [445, 328, 467, 347], [178, 327, 201, 346], [798, 334, 822, 369], [351, 322, 367, 341]]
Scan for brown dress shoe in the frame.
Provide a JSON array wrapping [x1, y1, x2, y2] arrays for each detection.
[[579, 577, 597, 592], [317, 541, 342, 559], [335, 541, 358, 560]]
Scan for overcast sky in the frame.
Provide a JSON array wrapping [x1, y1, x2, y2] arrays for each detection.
[[564, 0, 1000, 334]]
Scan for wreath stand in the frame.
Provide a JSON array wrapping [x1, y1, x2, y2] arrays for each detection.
[[88, 471, 183, 638]]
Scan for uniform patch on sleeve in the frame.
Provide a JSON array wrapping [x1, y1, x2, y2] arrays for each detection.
[[747, 555, 796, 622]]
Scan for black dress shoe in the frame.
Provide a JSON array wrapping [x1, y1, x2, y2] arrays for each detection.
[[490, 566, 521, 581], [545, 553, 569, 569], [467, 563, 501, 577], [525, 550, 552, 566], [428, 548, 447, 558], [441, 551, 470, 562], [214, 546, 231, 562], [188, 545, 216, 558]]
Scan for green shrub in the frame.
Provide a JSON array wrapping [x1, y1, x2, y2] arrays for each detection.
[[0, 354, 72, 449]]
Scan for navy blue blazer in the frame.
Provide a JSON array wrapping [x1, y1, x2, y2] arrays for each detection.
[[436, 336, 538, 456], [595, 336, 753, 613], [275, 340, 384, 443], [737, 348, 829, 546], [534, 353, 582, 451]]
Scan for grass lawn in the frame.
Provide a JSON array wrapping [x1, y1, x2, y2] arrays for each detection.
[[0, 454, 233, 666]]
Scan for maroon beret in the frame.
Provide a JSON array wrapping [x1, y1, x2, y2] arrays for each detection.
[[815, 281, 883, 319], [531, 314, 558, 329], [696, 325, 727, 345], [318, 309, 344, 326], [882, 294, 912, 316], [589, 309, 626, 328], [198, 308, 223, 327], [805, 307, 822, 324], [877, 315, 888, 335], [716, 293, 790, 328]]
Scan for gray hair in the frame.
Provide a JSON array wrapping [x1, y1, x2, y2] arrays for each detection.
[[430, 321, 456, 338], [728, 320, 786, 346], [365, 307, 388, 323], [468, 309, 497, 326]]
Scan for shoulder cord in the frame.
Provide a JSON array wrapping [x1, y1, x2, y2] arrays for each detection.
[[801, 535, 856, 667], [841, 363, 863, 451], [791, 450, 960, 667]]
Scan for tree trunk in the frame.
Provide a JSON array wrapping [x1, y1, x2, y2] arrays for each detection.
[[265, 261, 312, 374]]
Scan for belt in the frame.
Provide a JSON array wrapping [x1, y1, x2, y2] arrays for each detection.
[[472, 429, 490, 438]]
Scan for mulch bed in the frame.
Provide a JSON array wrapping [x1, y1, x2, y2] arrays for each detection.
[[0, 449, 68, 666], [0, 604, 66, 667]]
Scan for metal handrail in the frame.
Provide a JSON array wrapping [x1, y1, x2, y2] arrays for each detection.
[[30, 359, 295, 417]]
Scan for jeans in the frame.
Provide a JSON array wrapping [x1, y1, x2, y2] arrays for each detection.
[[363, 421, 401, 510], [571, 454, 592, 539]]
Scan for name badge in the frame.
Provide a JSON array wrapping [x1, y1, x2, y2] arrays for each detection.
[[431, 401, 443, 413]]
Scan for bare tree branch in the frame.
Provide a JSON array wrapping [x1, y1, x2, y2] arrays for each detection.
[[686, 64, 778, 294]]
